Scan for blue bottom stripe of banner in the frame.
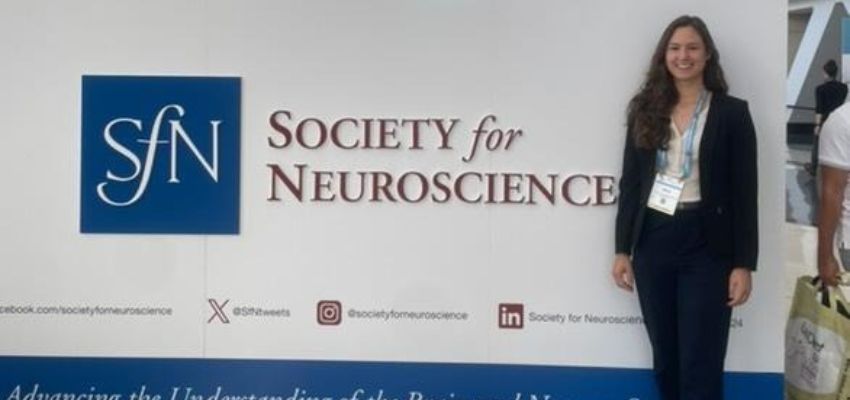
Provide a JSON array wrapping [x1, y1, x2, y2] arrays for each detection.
[[0, 357, 780, 400]]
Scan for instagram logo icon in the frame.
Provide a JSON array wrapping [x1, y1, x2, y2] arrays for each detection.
[[317, 300, 342, 325], [498, 303, 524, 329]]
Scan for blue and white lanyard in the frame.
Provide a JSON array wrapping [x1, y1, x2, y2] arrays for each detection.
[[656, 90, 708, 180]]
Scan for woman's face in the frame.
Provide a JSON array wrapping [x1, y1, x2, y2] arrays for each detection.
[[665, 26, 709, 85]]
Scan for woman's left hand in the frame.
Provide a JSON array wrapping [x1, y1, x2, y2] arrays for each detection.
[[727, 267, 752, 307]]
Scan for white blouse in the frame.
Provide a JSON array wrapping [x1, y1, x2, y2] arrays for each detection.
[[660, 96, 711, 203]]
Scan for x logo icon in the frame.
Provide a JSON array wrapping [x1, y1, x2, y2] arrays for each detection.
[[208, 299, 230, 324]]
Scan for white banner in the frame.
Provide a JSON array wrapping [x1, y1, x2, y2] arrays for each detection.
[[0, 1, 784, 398]]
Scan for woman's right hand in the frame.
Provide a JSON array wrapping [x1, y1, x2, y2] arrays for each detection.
[[612, 254, 635, 292]]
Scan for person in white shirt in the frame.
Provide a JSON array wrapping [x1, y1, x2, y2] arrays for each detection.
[[818, 102, 850, 284]]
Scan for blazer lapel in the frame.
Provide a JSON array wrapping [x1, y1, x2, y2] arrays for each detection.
[[699, 93, 722, 201]]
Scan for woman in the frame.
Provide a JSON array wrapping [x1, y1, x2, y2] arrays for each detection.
[[611, 16, 758, 400]]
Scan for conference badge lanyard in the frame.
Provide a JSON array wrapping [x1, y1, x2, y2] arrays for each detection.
[[647, 90, 708, 216]]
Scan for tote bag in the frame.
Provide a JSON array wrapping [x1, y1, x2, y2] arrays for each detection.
[[786, 276, 850, 399]]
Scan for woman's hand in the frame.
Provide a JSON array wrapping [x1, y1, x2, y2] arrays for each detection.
[[727, 267, 752, 307], [612, 254, 635, 292]]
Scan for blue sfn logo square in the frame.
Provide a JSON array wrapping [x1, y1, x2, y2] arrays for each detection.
[[80, 75, 241, 234]]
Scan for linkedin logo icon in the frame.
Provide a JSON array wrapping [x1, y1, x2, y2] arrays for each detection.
[[498, 303, 524, 329]]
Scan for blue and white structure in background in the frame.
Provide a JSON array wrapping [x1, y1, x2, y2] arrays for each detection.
[[844, 18, 850, 78], [788, 0, 850, 122]]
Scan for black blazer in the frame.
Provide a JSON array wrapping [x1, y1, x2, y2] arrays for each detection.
[[614, 93, 758, 270]]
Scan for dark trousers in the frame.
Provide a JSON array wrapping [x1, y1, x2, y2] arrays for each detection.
[[633, 208, 733, 400], [811, 135, 820, 173]]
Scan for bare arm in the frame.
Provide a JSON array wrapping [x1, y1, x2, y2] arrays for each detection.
[[818, 165, 849, 285]]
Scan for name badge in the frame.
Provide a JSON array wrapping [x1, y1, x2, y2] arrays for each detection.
[[647, 174, 684, 216]]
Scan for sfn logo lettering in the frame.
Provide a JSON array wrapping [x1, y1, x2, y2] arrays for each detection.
[[499, 303, 524, 329], [80, 76, 240, 234]]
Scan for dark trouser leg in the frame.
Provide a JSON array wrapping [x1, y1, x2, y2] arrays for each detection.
[[812, 135, 820, 173], [675, 217, 732, 400], [633, 210, 733, 400], [633, 212, 680, 400]]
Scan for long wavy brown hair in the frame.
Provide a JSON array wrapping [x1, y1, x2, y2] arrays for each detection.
[[628, 15, 728, 150]]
